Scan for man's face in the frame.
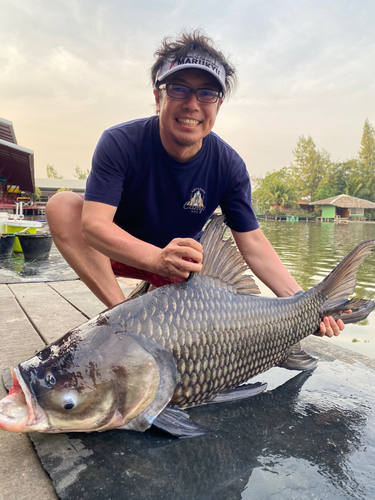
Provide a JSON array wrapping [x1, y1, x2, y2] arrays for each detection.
[[154, 68, 223, 161]]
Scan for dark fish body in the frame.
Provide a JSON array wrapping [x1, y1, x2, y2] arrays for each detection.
[[0, 216, 374, 436], [112, 275, 324, 408]]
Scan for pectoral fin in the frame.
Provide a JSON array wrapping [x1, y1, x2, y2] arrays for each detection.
[[153, 408, 209, 438]]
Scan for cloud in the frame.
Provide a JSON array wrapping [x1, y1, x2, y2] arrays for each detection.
[[0, 0, 374, 178]]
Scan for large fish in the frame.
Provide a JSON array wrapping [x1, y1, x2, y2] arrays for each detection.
[[0, 216, 374, 437]]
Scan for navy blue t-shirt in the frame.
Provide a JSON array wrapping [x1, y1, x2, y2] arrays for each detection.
[[85, 116, 259, 248]]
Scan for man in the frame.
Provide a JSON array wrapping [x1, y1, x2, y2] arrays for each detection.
[[46, 30, 344, 337]]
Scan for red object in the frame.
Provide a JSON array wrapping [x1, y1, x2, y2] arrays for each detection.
[[110, 259, 185, 288]]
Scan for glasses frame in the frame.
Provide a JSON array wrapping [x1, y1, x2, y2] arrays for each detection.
[[158, 83, 224, 103]]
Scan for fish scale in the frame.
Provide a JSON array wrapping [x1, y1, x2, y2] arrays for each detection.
[[111, 277, 326, 408]]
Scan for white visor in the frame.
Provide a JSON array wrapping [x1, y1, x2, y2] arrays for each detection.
[[155, 49, 226, 92]]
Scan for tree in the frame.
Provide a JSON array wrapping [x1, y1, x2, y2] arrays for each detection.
[[313, 159, 357, 201], [344, 175, 370, 198], [47, 165, 63, 179], [358, 119, 375, 170], [33, 186, 41, 202], [290, 136, 330, 201], [253, 168, 298, 211], [74, 166, 90, 180], [358, 119, 375, 201], [56, 187, 73, 193]]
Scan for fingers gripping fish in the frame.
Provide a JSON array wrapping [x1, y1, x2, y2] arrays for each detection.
[[0, 216, 374, 437]]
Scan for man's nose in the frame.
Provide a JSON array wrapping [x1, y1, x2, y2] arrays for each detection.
[[183, 91, 200, 109]]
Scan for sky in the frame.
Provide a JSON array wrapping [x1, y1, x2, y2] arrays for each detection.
[[1, 0, 375, 180]]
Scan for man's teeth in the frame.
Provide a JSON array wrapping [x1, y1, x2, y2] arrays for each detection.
[[177, 118, 200, 126]]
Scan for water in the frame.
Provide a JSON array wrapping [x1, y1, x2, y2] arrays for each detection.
[[257, 221, 375, 359], [0, 242, 78, 283]]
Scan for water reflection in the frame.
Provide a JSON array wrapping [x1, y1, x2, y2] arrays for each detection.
[[258, 221, 375, 358], [0, 243, 78, 283], [31, 359, 375, 500]]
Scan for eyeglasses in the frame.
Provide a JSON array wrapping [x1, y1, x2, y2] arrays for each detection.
[[158, 83, 223, 103]]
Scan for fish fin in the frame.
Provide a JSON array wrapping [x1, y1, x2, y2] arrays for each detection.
[[314, 240, 375, 316], [203, 381, 268, 405], [2, 368, 12, 393], [324, 298, 375, 324], [199, 215, 260, 295], [152, 408, 209, 438], [280, 342, 318, 371], [126, 281, 150, 300]]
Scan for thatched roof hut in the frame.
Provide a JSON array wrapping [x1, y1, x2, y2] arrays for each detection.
[[309, 194, 375, 209], [309, 194, 375, 220]]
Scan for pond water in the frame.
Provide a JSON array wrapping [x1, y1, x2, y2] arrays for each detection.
[[256, 220, 375, 359]]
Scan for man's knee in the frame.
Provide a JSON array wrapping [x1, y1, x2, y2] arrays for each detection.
[[46, 191, 83, 221]]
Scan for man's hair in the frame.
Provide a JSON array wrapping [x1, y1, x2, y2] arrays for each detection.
[[150, 29, 237, 97]]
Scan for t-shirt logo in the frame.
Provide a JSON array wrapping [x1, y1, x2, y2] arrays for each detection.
[[184, 188, 206, 214]]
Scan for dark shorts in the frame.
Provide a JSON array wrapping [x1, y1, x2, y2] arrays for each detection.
[[110, 260, 185, 288]]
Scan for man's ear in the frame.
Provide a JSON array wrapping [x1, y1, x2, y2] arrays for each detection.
[[153, 88, 161, 113]]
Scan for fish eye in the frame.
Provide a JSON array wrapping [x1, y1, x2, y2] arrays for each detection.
[[63, 397, 76, 410], [45, 374, 56, 387]]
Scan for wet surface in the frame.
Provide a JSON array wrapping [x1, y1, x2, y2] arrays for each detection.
[[0, 243, 78, 283], [31, 356, 375, 500]]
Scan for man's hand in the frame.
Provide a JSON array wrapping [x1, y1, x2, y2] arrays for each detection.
[[154, 238, 203, 279], [314, 310, 351, 337], [315, 316, 345, 338]]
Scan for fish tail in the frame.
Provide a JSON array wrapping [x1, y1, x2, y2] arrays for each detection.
[[314, 240, 375, 320]]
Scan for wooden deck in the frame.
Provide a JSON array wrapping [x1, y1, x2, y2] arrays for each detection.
[[0, 278, 137, 500]]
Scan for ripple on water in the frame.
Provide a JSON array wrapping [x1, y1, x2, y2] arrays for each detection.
[[258, 220, 375, 359]]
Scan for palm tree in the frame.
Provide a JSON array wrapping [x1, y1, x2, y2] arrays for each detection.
[[344, 176, 370, 199]]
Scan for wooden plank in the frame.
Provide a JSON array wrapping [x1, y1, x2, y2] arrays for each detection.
[[0, 293, 57, 500], [0, 296, 45, 369], [0, 284, 13, 298], [49, 280, 137, 319], [48, 280, 107, 319], [8, 283, 88, 344]]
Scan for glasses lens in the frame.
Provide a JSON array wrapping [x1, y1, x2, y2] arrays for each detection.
[[196, 89, 219, 103], [167, 84, 190, 99]]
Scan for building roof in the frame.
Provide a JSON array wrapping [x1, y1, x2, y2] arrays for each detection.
[[0, 118, 35, 193], [0, 118, 17, 143], [309, 194, 375, 209], [35, 178, 87, 191]]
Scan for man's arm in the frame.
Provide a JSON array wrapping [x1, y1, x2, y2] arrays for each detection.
[[231, 228, 345, 338], [81, 200, 203, 280]]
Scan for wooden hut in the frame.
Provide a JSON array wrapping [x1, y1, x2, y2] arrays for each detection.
[[309, 194, 375, 221]]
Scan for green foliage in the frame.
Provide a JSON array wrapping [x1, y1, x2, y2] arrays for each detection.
[[33, 186, 41, 202], [47, 165, 63, 179], [56, 187, 73, 193], [290, 136, 331, 201], [344, 175, 370, 198], [313, 183, 338, 202], [74, 166, 90, 180], [253, 168, 298, 212], [358, 119, 375, 201], [254, 119, 375, 211]]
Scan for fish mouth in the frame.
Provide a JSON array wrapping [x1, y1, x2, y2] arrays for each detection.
[[0, 367, 49, 433]]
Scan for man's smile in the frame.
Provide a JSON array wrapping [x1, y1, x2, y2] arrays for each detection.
[[176, 118, 201, 126]]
